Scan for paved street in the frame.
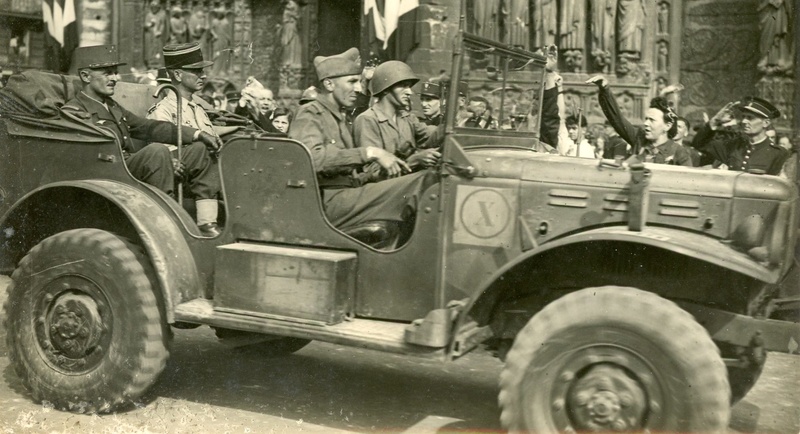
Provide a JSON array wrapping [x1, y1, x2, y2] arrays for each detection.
[[0, 275, 798, 433]]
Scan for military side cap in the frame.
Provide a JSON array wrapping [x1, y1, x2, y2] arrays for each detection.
[[313, 47, 361, 80], [300, 86, 318, 103], [419, 81, 441, 98], [163, 42, 214, 69], [739, 96, 780, 119], [156, 67, 170, 83], [71, 45, 126, 70]]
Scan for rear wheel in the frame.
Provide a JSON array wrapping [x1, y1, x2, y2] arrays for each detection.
[[3, 229, 169, 413], [499, 286, 730, 433]]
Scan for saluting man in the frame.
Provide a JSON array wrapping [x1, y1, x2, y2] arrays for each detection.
[[147, 41, 226, 237], [62, 45, 221, 234], [692, 97, 790, 176]]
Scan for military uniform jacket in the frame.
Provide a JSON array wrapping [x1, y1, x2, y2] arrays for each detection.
[[692, 124, 789, 175], [147, 92, 217, 148], [419, 113, 442, 126], [63, 91, 197, 154], [354, 105, 442, 160], [288, 95, 368, 187], [597, 86, 692, 167]]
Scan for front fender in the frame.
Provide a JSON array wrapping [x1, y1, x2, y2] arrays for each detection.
[[1, 180, 200, 322], [450, 226, 782, 352]]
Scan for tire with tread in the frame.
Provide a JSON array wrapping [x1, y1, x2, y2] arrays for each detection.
[[3, 229, 169, 413], [499, 286, 730, 433]]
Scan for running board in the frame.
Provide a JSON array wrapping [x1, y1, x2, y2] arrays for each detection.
[[174, 299, 446, 359]]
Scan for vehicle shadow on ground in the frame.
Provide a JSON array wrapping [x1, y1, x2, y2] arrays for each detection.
[[145, 330, 503, 432]]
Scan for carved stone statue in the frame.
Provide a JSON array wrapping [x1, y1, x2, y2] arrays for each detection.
[[507, 0, 529, 49], [617, 0, 646, 55], [560, 0, 586, 50], [473, 0, 500, 41], [210, 7, 232, 76], [143, 0, 166, 67], [564, 49, 584, 73], [592, 0, 615, 54], [279, 0, 303, 68], [657, 40, 669, 72], [169, 6, 188, 45], [657, 2, 669, 34], [532, 0, 557, 49], [187, 8, 208, 58], [758, 0, 794, 76]]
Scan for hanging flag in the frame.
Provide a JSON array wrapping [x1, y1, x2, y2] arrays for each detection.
[[364, 0, 419, 50], [42, 0, 78, 73]]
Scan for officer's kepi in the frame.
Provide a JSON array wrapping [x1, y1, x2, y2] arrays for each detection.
[[419, 81, 441, 99], [163, 42, 214, 70], [70, 45, 126, 74], [739, 97, 780, 119]]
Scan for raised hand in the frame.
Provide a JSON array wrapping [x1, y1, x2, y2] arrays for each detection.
[[586, 75, 609, 88], [709, 101, 739, 130]]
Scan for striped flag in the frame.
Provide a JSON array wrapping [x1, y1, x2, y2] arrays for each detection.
[[364, 0, 419, 60], [42, 0, 78, 72]]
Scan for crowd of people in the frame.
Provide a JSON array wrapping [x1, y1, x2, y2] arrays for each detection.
[[54, 38, 797, 243]]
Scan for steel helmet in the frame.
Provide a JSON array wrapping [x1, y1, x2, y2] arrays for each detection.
[[369, 61, 419, 96]]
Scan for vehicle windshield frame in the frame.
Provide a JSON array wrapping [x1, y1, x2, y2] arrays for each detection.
[[445, 32, 547, 143]]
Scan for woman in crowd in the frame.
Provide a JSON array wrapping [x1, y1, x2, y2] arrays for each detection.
[[587, 75, 692, 166], [271, 107, 292, 135]]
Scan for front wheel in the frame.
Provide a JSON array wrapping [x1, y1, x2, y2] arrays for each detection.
[[499, 286, 730, 433], [3, 229, 169, 413]]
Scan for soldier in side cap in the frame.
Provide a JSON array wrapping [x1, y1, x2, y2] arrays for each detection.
[[418, 81, 443, 126], [353, 61, 444, 180], [288, 48, 433, 232], [691, 97, 790, 176], [63, 45, 222, 225], [147, 42, 228, 236]]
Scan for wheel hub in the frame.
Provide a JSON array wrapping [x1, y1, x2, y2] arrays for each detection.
[[48, 294, 103, 358], [568, 364, 646, 431], [35, 276, 111, 373]]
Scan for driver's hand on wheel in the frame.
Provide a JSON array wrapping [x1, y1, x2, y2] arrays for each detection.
[[365, 147, 411, 178]]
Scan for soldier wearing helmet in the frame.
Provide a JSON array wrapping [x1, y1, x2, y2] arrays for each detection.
[[288, 48, 432, 230], [354, 60, 444, 180]]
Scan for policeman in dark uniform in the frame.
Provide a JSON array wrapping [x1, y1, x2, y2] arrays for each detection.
[[692, 97, 790, 176], [63, 45, 222, 235], [418, 81, 443, 126]]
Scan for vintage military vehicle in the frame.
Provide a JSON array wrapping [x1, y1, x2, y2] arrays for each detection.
[[1, 32, 798, 432]]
